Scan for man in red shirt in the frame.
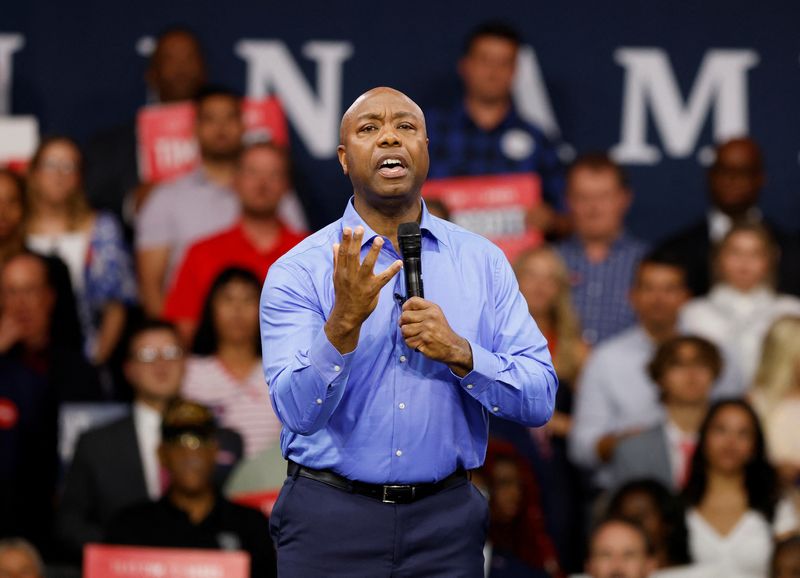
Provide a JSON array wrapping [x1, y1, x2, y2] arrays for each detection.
[[164, 142, 305, 342]]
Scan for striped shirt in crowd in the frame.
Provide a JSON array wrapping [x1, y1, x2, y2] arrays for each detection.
[[556, 232, 649, 345], [182, 356, 282, 458]]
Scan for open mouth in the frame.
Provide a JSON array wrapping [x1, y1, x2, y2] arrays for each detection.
[[377, 157, 408, 178]]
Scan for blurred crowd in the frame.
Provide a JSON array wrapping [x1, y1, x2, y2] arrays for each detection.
[[1, 21, 799, 578]]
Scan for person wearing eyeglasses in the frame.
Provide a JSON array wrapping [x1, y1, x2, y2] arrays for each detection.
[[55, 319, 185, 563], [106, 399, 276, 578]]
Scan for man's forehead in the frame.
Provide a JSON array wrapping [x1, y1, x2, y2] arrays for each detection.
[[341, 88, 424, 133]]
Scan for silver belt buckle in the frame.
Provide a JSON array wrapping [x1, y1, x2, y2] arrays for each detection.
[[382, 484, 414, 503]]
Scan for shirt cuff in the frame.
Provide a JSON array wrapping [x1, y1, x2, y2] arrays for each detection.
[[453, 340, 500, 397], [308, 328, 353, 392]]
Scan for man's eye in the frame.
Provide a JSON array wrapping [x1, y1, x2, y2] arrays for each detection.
[[399, 123, 415, 130], [360, 125, 377, 132]]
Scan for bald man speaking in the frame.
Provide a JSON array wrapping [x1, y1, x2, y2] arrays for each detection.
[[260, 87, 557, 577]]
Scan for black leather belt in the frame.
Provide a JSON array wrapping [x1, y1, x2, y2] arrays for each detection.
[[287, 461, 467, 504]]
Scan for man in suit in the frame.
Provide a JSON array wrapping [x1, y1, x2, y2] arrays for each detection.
[[55, 319, 185, 562], [657, 137, 800, 297], [611, 336, 721, 491]]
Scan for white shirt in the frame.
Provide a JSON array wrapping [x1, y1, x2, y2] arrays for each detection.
[[681, 284, 800, 384], [687, 500, 798, 578], [132, 401, 162, 500], [27, 230, 90, 294]]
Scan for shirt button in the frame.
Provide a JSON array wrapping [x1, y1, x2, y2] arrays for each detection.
[[395, 450, 403, 457], [492, 406, 500, 413], [399, 355, 407, 363], [398, 403, 406, 410], [315, 398, 322, 405], [466, 384, 474, 390], [333, 365, 341, 372]]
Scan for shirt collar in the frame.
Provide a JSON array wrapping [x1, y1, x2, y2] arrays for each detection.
[[340, 197, 448, 249]]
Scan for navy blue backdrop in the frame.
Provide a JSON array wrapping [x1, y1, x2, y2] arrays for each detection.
[[3, 0, 799, 239]]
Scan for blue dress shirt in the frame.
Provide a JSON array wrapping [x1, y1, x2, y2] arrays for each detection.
[[260, 198, 557, 484]]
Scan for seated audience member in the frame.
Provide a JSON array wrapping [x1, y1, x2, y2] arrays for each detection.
[[612, 337, 721, 491], [681, 223, 800, 384], [657, 137, 800, 297], [569, 256, 743, 489], [425, 22, 568, 238], [56, 319, 243, 563], [683, 400, 798, 578], [0, 538, 44, 578], [772, 535, 800, 578], [163, 142, 305, 342], [513, 245, 588, 570], [25, 136, 137, 365], [106, 399, 276, 578], [750, 316, 800, 488], [56, 320, 185, 561], [84, 27, 208, 226], [607, 480, 691, 570], [0, 169, 26, 266], [556, 153, 649, 345], [475, 439, 561, 578], [0, 252, 101, 402], [183, 268, 281, 457], [135, 85, 244, 318], [585, 518, 657, 578]]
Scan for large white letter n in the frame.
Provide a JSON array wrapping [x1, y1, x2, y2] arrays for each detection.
[[612, 48, 759, 164], [236, 40, 353, 159]]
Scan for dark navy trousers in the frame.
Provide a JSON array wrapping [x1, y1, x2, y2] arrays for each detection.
[[269, 473, 489, 577]]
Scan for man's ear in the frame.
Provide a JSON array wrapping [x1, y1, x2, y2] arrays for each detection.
[[337, 145, 349, 175]]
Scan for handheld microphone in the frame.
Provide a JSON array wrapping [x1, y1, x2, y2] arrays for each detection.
[[398, 222, 424, 300]]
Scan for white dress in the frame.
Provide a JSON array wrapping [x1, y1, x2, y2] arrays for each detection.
[[680, 284, 800, 384], [687, 499, 799, 578]]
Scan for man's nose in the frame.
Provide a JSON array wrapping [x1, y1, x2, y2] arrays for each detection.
[[378, 124, 401, 146]]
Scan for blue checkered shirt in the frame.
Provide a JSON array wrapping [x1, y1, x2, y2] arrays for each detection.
[[556, 233, 649, 345], [426, 101, 565, 210]]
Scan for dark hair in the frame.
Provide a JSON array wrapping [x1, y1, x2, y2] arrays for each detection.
[[193, 84, 242, 107], [635, 250, 688, 287], [0, 168, 25, 205], [462, 21, 521, 55], [607, 479, 691, 566], [590, 516, 654, 557], [772, 534, 800, 578], [126, 318, 180, 359], [683, 399, 778, 521], [192, 267, 262, 356], [648, 335, 723, 387], [566, 152, 629, 189]]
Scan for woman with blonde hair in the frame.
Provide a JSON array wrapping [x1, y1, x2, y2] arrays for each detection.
[[25, 136, 136, 366], [681, 222, 800, 383], [750, 315, 800, 487]]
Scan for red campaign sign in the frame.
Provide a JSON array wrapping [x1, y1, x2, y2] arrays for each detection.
[[422, 173, 543, 262], [136, 97, 289, 184], [230, 489, 281, 517], [83, 544, 250, 578]]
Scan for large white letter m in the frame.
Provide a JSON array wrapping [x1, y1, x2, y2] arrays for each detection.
[[612, 48, 759, 164]]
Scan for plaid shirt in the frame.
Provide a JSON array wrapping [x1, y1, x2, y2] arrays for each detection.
[[556, 232, 649, 345], [426, 101, 565, 210]]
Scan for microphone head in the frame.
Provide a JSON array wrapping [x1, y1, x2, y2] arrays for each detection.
[[398, 222, 422, 257]]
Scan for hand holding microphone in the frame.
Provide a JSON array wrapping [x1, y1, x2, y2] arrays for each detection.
[[397, 222, 473, 376]]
